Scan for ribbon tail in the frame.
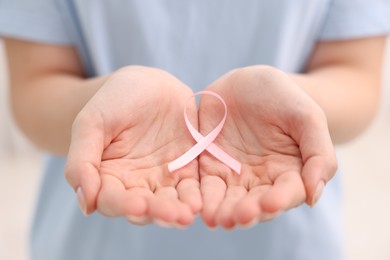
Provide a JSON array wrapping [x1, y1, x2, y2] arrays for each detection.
[[205, 143, 241, 174]]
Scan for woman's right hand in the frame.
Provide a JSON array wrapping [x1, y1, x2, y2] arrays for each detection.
[[65, 66, 202, 227]]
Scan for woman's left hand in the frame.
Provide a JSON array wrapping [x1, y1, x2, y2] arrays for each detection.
[[198, 66, 337, 229]]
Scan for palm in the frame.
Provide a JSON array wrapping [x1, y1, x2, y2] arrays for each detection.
[[67, 67, 201, 226], [67, 66, 336, 229], [199, 67, 333, 228]]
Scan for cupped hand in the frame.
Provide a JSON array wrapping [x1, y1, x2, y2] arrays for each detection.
[[199, 66, 337, 229], [65, 66, 201, 227]]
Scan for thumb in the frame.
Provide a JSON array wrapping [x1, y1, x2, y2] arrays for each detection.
[[65, 114, 104, 215], [294, 112, 338, 207], [301, 155, 337, 207]]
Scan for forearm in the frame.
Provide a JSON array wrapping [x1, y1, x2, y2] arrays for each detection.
[[290, 67, 381, 144], [11, 74, 107, 154], [289, 37, 386, 144]]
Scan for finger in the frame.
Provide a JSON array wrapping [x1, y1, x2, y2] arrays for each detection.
[[126, 215, 152, 226], [200, 175, 227, 228], [65, 116, 105, 215], [150, 186, 194, 227], [260, 171, 306, 214], [295, 114, 338, 207], [97, 175, 152, 218], [234, 185, 270, 226], [302, 155, 337, 207], [215, 186, 247, 229], [176, 178, 202, 214]]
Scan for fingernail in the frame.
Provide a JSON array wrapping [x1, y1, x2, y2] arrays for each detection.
[[77, 187, 88, 216], [154, 219, 174, 228], [240, 219, 257, 229], [260, 211, 280, 222], [311, 181, 325, 207], [127, 215, 150, 226], [127, 215, 144, 223]]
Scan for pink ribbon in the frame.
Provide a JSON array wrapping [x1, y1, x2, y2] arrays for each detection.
[[168, 91, 241, 174]]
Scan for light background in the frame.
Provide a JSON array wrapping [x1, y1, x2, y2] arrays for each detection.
[[0, 39, 389, 260]]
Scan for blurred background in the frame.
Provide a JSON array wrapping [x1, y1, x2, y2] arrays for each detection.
[[0, 38, 389, 260]]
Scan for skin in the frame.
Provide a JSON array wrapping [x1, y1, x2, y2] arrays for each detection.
[[199, 67, 336, 228], [3, 36, 386, 228], [67, 67, 202, 226]]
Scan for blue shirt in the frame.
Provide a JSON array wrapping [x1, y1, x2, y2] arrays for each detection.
[[1, 1, 389, 259]]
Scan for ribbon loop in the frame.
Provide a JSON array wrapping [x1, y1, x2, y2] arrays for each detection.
[[168, 91, 241, 174]]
